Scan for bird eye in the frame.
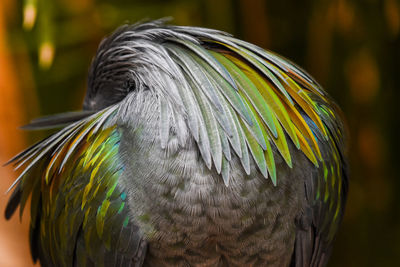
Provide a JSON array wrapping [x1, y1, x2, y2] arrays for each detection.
[[125, 79, 136, 92]]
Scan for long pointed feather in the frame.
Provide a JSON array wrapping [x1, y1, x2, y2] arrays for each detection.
[[221, 157, 230, 187], [180, 73, 212, 169], [213, 86, 242, 158], [284, 103, 321, 164], [211, 51, 278, 138], [224, 100, 250, 174], [165, 44, 224, 114], [240, 96, 276, 183], [169, 38, 238, 91], [236, 93, 268, 151], [189, 51, 253, 126], [7, 107, 117, 193], [166, 45, 234, 138], [7, 121, 79, 168], [239, 119, 268, 179], [228, 54, 300, 150], [266, 114, 292, 169], [59, 120, 99, 172], [283, 75, 327, 141], [214, 41, 294, 106], [156, 51, 200, 142], [185, 72, 223, 173], [222, 35, 325, 96], [219, 125, 231, 161]]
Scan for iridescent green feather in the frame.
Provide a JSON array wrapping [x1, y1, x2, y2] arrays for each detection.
[[5, 107, 141, 266], [167, 37, 329, 185]]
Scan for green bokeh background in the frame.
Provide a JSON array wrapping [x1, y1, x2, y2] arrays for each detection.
[[2, 0, 400, 266]]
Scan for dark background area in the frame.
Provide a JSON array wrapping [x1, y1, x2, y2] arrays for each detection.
[[0, 0, 399, 266]]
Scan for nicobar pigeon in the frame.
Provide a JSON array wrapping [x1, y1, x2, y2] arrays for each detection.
[[5, 20, 348, 267]]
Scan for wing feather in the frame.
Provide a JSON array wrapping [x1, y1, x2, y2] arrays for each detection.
[[161, 29, 328, 185], [5, 106, 147, 266]]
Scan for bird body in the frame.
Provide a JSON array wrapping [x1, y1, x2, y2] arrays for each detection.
[[117, 91, 306, 266], [5, 20, 348, 267]]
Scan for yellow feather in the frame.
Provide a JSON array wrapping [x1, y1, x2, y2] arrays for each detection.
[[226, 55, 300, 149], [264, 114, 292, 168], [84, 127, 114, 169], [294, 127, 319, 166], [283, 75, 328, 138], [283, 101, 322, 161]]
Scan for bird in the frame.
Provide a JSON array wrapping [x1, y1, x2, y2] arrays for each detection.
[[5, 19, 348, 267]]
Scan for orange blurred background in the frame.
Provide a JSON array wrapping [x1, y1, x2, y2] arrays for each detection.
[[0, 0, 399, 266]]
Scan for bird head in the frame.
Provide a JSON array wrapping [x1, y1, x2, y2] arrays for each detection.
[[84, 25, 145, 111]]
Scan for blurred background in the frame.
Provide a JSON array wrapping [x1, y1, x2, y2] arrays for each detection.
[[0, 0, 399, 266]]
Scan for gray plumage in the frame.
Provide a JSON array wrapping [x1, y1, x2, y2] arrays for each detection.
[[117, 90, 310, 266], [5, 19, 348, 267]]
